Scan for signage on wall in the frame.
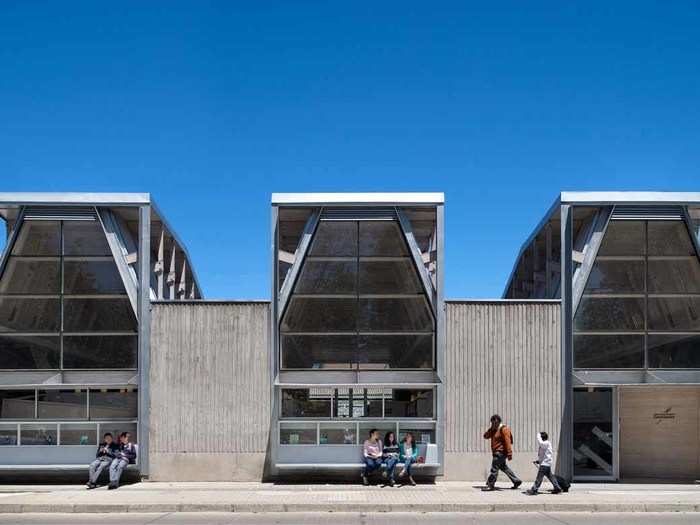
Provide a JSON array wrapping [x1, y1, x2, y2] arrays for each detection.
[[653, 407, 676, 423]]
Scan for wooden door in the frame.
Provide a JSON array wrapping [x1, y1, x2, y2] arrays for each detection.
[[619, 387, 700, 480]]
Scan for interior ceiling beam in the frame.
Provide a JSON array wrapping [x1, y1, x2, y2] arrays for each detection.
[[572, 206, 613, 315], [396, 208, 436, 315], [278, 209, 320, 321]]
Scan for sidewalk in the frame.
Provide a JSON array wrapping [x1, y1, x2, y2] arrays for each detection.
[[0, 481, 699, 514]]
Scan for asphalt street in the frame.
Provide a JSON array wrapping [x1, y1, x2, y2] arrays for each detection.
[[0, 513, 698, 525]]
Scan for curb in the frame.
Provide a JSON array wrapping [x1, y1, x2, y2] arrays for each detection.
[[0, 503, 698, 514]]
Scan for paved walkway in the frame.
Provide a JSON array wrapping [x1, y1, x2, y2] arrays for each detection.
[[0, 482, 699, 513]]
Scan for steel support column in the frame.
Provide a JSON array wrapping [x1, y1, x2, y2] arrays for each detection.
[[138, 205, 152, 477], [435, 203, 445, 476], [559, 204, 574, 481]]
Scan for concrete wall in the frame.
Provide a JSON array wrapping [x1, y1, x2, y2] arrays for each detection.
[[149, 301, 271, 481], [444, 300, 561, 481]]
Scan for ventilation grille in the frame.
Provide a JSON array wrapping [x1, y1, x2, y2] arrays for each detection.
[[23, 206, 98, 221], [611, 205, 684, 221], [320, 207, 397, 221]]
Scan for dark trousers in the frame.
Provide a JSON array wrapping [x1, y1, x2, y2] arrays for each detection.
[[487, 452, 521, 487], [531, 465, 561, 492]]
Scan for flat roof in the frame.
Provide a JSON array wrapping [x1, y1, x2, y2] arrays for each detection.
[[561, 191, 700, 205], [271, 192, 444, 206], [0, 192, 151, 206]]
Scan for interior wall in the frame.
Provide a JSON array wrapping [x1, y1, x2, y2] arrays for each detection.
[[149, 302, 271, 481], [444, 301, 562, 481]]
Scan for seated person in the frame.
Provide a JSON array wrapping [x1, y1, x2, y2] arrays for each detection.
[[382, 432, 400, 486], [399, 432, 418, 486], [108, 432, 137, 490], [86, 432, 119, 489], [361, 428, 383, 486]]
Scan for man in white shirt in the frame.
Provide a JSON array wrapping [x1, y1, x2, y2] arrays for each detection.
[[526, 432, 562, 495]]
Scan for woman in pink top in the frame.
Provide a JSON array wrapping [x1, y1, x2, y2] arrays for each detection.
[[362, 428, 383, 485]]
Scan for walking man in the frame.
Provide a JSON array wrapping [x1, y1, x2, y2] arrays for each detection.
[[526, 431, 562, 495], [483, 414, 521, 491]]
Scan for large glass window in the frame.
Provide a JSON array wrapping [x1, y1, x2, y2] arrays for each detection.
[[0, 218, 137, 370], [281, 388, 434, 419], [37, 390, 87, 419], [280, 218, 434, 370], [574, 219, 700, 369], [0, 390, 35, 419]]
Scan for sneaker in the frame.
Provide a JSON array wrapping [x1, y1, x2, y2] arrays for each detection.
[[107, 483, 118, 490], [388, 479, 395, 487], [398, 469, 406, 478], [526, 489, 538, 496], [382, 470, 388, 479], [409, 476, 416, 486], [482, 485, 496, 491], [362, 475, 369, 486], [552, 488, 562, 494], [512, 480, 522, 489]]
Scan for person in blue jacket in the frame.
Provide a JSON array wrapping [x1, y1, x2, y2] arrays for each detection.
[[108, 432, 137, 489], [86, 432, 119, 489], [398, 432, 418, 486]]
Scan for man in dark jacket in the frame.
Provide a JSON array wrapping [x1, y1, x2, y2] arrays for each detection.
[[86, 432, 119, 489], [108, 432, 137, 489], [483, 414, 522, 491]]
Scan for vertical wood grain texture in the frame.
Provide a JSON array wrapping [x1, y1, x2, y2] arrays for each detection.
[[150, 302, 271, 454], [445, 301, 561, 453]]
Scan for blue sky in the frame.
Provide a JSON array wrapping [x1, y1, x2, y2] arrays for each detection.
[[1, 2, 699, 299]]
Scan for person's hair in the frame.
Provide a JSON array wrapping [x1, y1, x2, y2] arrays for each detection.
[[384, 432, 396, 447], [103, 432, 113, 439], [540, 431, 548, 441], [490, 414, 502, 425], [402, 432, 415, 444], [120, 432, 131, 440]]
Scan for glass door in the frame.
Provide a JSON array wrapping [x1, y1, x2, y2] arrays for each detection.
[[573, 387, 618, 480]]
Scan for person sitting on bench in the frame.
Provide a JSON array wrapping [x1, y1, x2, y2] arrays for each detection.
[[108, 432, 137, 490], [398, 432, 418, 486], [362, 428, 383, 486], [382, 431, 400, 486], [86, 432, 119, 489]]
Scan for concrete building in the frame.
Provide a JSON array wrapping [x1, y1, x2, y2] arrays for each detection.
[[0, 193, 201, 476], [2, 191, 699, 482], [505, 192, 700, 481]]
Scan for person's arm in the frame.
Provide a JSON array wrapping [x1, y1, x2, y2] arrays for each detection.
[[124, 444, 137, 462], [483, 428, 495, 439], [412, 445, 419, 460], [502, 427, 513, 460], [363, 441, 370, 458], [536, 432, 544, 446]]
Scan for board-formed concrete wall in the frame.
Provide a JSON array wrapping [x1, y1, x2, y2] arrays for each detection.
[[444, 300, 562, 481], [149, 301, 271, 481], [148, 299, 560, 481]]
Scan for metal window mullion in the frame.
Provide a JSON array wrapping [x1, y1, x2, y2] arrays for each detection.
[[644, 220, 649, 370], [34, 387, 38, 419], [355, 221, 360, 371], [60, 220, 64, 371]]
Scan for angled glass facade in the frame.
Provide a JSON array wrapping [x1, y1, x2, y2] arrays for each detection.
[[272, 195, 443, 471], [0, 194, 200, 474]]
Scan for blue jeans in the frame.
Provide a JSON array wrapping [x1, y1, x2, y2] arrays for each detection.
[[384, 456, 399, 480], [402, 456, 416, 476], [363, 457, 383, 476]]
